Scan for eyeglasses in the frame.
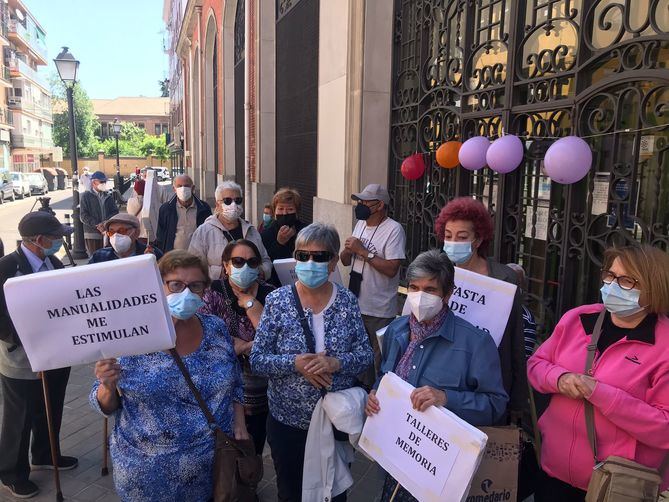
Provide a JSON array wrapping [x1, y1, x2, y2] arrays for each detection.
[[107, 227, 135, 237], [294, 250, 333, 263], [230, 256, 261, 269], [601, 270, 639, 291], [164, 280, 207, 294], [218, 197, 243, 206]]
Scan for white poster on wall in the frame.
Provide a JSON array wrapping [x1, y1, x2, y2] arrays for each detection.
[[402, 267, 516, 346], [4, 255, 176, 372], [359, 372, 488, 502]]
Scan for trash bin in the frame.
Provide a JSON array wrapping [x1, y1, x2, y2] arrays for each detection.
[[55, 168, 68, 190], [35, 168, 57, 192]]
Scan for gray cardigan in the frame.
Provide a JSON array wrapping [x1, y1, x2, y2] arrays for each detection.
[[79, 190, 119, 238]]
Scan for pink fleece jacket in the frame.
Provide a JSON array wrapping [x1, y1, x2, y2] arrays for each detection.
[[527, 303, 669, 490]]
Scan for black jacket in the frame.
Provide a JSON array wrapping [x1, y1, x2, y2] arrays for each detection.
[[80, 190, 119, 235], [0, 246, 64, 345], [261, 219, 306, 287], [155, 195, 212, 252]]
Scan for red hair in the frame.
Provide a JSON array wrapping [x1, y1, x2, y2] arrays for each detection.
[[434, 197, 494, 257]]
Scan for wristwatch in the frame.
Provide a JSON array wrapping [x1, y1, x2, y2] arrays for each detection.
[[244, 299, 255, 310], [366, 251, 376, 262]]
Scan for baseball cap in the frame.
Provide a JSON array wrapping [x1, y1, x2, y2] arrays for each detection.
[[18, 212, 74, 237], [351, 184, 390, 205], [91, 171, 107, 182], [103, 213, 140, 231]]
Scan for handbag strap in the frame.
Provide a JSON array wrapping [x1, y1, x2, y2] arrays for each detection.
[[169, 348, 244, 454], [584, 311, 669, 475], [584, 310, 606, 462], [291, 284, 317, 354]]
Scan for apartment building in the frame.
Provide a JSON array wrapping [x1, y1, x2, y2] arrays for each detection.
[[93, 97, 170, 139], [5, 0, 52, 172]]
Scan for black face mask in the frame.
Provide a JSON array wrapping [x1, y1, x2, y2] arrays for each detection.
[[355, 202, 380, 221], [276, 213, 298, 228]]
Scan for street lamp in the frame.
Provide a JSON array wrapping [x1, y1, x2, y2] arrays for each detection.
[[112, 118, 122, 189], [54, 47, 87, 259]]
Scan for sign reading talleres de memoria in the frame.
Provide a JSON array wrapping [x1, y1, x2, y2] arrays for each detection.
[[4, 254, 176, 372]]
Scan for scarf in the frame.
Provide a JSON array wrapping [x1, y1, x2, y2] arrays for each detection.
[[395, 306, 449, 380]]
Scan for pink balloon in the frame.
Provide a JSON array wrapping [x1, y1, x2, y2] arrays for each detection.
[[544, 136, 592, 184], [458, 137, 490, 171], [486, 135, 524, 174]]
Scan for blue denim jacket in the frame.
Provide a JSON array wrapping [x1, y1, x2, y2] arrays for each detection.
[[250, 284, 373, 430], [377, 311, 508, 426]]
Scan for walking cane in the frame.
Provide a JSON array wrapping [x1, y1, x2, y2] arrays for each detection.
[[389, 482, 401, 501], [101, 418, 109, 476], [40, 372, 64, 502]]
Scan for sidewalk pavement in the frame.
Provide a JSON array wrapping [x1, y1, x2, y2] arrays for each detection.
[[0, 363, 385, 502]]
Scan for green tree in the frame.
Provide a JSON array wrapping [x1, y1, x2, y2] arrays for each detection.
[[140, 134, 169, 165], [51, 76, 100, 158]]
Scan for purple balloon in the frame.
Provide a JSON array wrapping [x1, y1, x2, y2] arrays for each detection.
[[486, 135, 524, 174], [458, 137, 490, 171], [544, 136, 593, 184]]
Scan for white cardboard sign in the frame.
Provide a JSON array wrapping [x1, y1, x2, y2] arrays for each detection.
[[273, 258, 343, 286], [4, 255, 176, 372], [141, 170, 161, 242], [402, 267, 517, 346], [359, 373, 488, 502]]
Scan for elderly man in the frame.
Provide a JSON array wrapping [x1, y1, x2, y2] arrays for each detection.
[[0, 212, 79, 498], [88, 213, 163, 264], [155, 175, 211, 253], [79, 171, 119, 256]]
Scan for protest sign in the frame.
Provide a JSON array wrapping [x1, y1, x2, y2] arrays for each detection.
[[359, 372, 488, 502], [402, 267, 516, 346], [273, 258, 343, 286], [4, 254, 176, 372], [141, 170, 161, 241], [467, 427, 520, 502]]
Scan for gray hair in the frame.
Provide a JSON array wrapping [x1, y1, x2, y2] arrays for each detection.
[[173, 174, 194, 187], [406, 250, 455, 295], [214, 181, 243, 201], [294, 223, 340, 257]]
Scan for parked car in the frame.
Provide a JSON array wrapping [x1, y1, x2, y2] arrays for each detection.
[[141, 166, 171, 182], [0, 174, 14, 203], [27, 172, 49, 195], [10, 172, 31, 199]]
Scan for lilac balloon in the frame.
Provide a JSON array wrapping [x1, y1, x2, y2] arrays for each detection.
[[458, 137, 490, 171], [544, 136, 593, 184], [486, 135, 524, 174]]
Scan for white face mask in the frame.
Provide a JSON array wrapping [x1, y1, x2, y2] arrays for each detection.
[[407, 291, 444, 322], [110, 233, 133, 254], [219, 202, 243, 222], [176, 186, 192, 201], [96, 182, 107, 192]]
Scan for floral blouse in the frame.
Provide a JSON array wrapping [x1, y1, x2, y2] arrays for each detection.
[[250, 283, 373, 430]]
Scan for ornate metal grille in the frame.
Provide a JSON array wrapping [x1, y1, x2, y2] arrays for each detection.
[[389, 0, 669, 334]]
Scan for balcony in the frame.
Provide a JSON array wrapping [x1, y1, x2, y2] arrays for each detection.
[[10, 132, 53, 149], [8, 20, 48, 65], [7, 96, 52, 122], [0, 65, 10, 87], [8, 58, 49, 91], [0, 107, 13, 126]]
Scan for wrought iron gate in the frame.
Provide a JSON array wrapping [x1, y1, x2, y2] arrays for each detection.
[[388, 0, 669, 334]]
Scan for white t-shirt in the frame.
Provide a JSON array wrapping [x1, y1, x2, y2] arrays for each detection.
[[350, 217, 406, 318], [311, 285, 338, 353]]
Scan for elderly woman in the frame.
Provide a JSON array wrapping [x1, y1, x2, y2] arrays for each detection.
[[199, 239, 274, 455], [189, 181, 272, 280], [435, 197, 526, 421], [528, 245, 669, 501], [366, 249, 508, 502], [250, 223, 373, 502], [90, 250, 248, 501]]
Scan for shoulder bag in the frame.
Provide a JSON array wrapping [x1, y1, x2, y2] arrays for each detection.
[[584, 311, 668, 502], [170, 349, 263, 502]]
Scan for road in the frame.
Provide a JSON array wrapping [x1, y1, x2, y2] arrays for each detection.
[[0, 189, 75, 259]]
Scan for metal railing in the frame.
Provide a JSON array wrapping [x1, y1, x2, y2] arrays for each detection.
[[9, 132, 53, 149], [8, 58, 50, 91], [8, 20, 48, 61], [0, 107, 13, 126], [7, 95, 52, 120]]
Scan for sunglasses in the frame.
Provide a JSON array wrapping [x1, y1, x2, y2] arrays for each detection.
[[230, 256, 261, 269], [164, 280, 207, 294], [219, 197, 243, 205], [294, 250, 333, 263]]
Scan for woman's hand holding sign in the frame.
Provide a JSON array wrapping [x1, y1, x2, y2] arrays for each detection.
[[410, 386, 447, 412], [95, 358, 121, 414]]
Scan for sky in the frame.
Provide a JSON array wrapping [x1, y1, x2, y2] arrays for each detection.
[[27, 0, 168, 99]]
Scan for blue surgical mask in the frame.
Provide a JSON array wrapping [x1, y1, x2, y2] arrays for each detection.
[[442, 240, 473, 265], [262, 214, 272, 224], [230, 264, 259, 289], [600, 282, 645, 318], [35, 237, 63, 256], [166, 288, 204, 320], [295, 260, 330, 289]]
